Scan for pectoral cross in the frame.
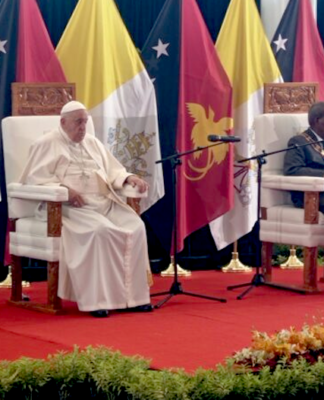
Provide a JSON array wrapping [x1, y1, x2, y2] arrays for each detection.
[[80, 171, 90, 188]]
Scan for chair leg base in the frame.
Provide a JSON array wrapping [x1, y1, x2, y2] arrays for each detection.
[[262, 242, 319, 292], [264, 281, 321, 294], [7, 300, 64, 315]]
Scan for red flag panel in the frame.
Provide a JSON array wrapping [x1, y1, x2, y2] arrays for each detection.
[[175, 0, 233, 252]]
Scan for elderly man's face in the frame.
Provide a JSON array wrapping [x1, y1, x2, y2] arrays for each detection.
[[61, 109, 88, 143]]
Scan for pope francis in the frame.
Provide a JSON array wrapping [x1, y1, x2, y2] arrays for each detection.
[[19, 101, 153, 317]]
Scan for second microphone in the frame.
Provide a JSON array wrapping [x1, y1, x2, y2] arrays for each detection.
[[208, 135, 241, 143]]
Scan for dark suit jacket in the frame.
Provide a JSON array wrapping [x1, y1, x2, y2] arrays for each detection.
[[283, 128, 324, 209]]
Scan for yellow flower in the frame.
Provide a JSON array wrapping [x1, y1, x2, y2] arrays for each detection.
[[231, 323, 324, 368]]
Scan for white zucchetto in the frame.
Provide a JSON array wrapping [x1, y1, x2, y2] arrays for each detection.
[[60, 101, 87, 115]]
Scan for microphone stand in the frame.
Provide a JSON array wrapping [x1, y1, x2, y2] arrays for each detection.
[[227, 139, 324, 300], [151, 142, 228, 308]]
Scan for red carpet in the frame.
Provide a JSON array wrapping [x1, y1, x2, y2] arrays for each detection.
[[1, 268, 324, 372]]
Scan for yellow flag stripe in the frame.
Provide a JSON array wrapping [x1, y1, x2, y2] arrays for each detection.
[[56, 0, 144, 110], [216, 0, 281, 109]]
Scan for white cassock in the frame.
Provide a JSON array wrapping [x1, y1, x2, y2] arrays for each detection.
[[19, 127, 151, 311]]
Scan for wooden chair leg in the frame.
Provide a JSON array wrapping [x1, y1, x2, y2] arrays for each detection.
[[46, 201, 63, 312], [8, 259, 63, 314], [303, 246, 318, 292], [319, 247, 324, 283], [48, 261, 62, 311], [10, 254, 22, 301], [262, 241, 273, 282], [8, 201, 64, 314]]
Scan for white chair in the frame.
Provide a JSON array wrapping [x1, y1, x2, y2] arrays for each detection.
[[2, 114, 147, 313], [2, 115, 95, 313], [254, 113, 324, 293]]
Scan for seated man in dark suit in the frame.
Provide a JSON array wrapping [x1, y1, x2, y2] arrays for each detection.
[[284, 101, 324, 212]]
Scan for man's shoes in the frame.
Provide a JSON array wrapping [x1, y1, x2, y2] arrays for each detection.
[[132, 303, 154, 312], [90, 309, 109, 318]]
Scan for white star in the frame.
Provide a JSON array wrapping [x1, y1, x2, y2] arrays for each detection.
[[273, 34, 288, 53], [152, 39, 169, 58], [0, 40, 7, 54]]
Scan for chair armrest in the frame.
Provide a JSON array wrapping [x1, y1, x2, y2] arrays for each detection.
[[8, 183, 69, 202], [262, 175, 324, 192], [119, 183, 148, 198]]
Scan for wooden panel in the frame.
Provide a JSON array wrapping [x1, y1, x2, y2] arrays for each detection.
[[10, 255, 22, 302], [11, 82, 75, 116], [303, 247, 319, 292], [304, 192, 320, 224], [48, 262, 62, 310], [47, 202, 62, 237], [262, 241, 273, 282], [264, 82, 318, 113]]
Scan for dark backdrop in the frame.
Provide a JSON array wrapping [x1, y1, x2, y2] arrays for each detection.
[[36, 0, 324, 50], [36, 0, 263, 49]]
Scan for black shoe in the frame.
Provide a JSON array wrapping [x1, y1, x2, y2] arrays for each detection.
[[132, 304, 154, 312], [90, 309, 109, 318]]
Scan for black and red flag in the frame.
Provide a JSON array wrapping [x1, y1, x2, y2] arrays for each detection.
[[142, 0, 234, 253], [271, 0, 324, 100]]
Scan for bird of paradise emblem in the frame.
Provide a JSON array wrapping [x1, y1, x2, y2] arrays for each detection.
[[185, 103, 233, 181]]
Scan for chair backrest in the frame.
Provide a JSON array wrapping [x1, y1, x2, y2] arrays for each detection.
[[11, 82, 76, 116], [2, 115, 95, 185], [254, 113, 309, 175]]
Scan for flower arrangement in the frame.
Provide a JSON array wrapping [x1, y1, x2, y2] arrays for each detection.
[[232, 324, 324, 370]]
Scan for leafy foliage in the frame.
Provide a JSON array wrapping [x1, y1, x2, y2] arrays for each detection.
[[2, 345, 324, 399]]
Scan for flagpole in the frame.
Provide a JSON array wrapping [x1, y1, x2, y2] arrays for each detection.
[[0, 266, 30, 289], [160, 256, 191, 277], [280, 245, 304, 269], [222, 241, 252, 273]]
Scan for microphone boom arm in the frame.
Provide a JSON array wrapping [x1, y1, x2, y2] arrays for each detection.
[[156, 142, 224, 164], [238, 139, 324, 163]]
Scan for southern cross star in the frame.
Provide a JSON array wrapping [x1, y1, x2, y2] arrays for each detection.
[[152, 39, 170, 58], [0, 40, 7, 54], [273, 34, 288, 53]]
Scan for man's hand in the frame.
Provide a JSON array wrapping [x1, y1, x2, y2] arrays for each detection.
[[63, 185, 86, 208], [125, 175, 149, 194]]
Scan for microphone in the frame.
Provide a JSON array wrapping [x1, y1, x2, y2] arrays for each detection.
[[208, 135, 241, 143]]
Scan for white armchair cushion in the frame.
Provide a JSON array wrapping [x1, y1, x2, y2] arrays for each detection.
[[260, 220, 324, 247], [262, 175, 324, 192], [254, 113, 309, 175], [261, 175, 324, 208], [8, 183, 68, 201], [8, 198, 38, 219], [7, 183, 68, 219], [266, 205, 324, 225], [16, 217, 48, 236], [10, 231, 60, 262], [10, 216, 60, 261], [2, 115, 95, 184], [261, 187, 291, 208], [254, 113, 315, 210]]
